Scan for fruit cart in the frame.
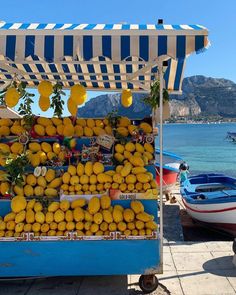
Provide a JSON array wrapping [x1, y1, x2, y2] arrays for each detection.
[[0, 21, 209, 293]]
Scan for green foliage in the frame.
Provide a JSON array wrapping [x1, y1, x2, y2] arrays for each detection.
[[5, 153, 30, 187], [106, 109, 121, 128], [0, 81, 34, 115], [143, 80, 169, 109], [22, 114, 36, 131], [50, 83, 65, 118], [17, 82, 34, 116]]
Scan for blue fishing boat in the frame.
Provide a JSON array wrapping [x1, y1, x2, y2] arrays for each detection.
[[180, 173, 236, 236], [155, 149, 183, 186]]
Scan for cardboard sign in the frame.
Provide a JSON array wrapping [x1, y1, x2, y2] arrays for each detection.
[[60, 190, 109, 202], [96, 134, 115, 150], [109, 189, 158, 200]]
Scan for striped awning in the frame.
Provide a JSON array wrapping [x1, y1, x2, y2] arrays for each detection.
[[0, 22, 209, 93], [0, 105, 22, 118]]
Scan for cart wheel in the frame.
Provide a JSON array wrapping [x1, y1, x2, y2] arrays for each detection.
[[138, 275, 159, 294]]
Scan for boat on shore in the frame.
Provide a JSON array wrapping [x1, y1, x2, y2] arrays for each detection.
[[227, 132, 236, 142], [180, 173, 236, 236], [155, 149, 183, 187]]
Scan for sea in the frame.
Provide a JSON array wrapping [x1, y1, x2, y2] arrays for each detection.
[[156, 122, 236, 178]]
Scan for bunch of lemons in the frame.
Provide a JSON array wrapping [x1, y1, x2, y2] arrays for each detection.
[[0, 118, 26, 137], [33, 117, 112, 137], [26, 141, 65, 167], [0, 195, 157, 238]]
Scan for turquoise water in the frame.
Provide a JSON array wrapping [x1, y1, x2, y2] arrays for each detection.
[[157, 123, 236, 177]]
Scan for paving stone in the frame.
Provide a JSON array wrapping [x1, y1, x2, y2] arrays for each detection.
[[163, 252, 176, 271], [205, 242, 234, 252], [172, 252, 218, 271], [163, 245, 171, 253], [169, 241, 209, 253], [178, 270, 236, 295], [27, 277, 82, 295], [158, 271, 184, 295]]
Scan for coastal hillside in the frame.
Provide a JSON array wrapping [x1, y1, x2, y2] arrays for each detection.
[[78, 75, 236, 119]]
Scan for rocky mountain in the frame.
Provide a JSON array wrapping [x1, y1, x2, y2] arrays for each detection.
[[78, 76, 236, 119]]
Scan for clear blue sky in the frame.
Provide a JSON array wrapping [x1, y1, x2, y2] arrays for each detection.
[[1, 0, 235, 116]]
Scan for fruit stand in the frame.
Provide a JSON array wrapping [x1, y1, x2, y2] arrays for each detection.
[[0, 22, 209, 293]]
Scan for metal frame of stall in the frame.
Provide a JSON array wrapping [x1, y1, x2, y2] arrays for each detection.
[[0, 20, 209, 292]]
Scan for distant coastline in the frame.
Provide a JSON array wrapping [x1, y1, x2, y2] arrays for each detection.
[[166, 117, 236, 124]]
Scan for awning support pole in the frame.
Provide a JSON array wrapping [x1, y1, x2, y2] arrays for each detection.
[[159, 61, 164, 272]]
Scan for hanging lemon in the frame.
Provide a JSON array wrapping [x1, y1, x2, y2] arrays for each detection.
[[38, 81, 53, 97], [39, 96, 50, 112], [67, 97, 78, 116], [70, 84, 87, 105], [121, 89, 132, 108], [5, 87, 20, 107]]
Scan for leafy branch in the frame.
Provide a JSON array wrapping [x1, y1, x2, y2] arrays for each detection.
[[50, 83, 65, 118], [4, 153, 30, 187], [17, 82, 35, 116], [143, 80, 169, 109], [106, 109, 121, 129]]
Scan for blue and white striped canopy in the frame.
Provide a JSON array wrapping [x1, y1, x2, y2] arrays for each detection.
[[0, 22, 209, 93]]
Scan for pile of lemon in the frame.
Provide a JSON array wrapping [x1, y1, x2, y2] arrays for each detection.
[[0, 195, 157, 237], [0, 118, 26, 137], [0, 141, 66, 168], [61, 161, 157, 196], [61, 162, 107, 195], [0, 142, 24, 167], [0, 169, 61, 199], [115, 117, 152, 137], [115, 141, 154, 165], [26, 141, 65, 167], [33, 117, 112, 137]]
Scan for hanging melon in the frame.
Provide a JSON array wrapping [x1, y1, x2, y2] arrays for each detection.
[[121, 89, 132, 108], [38, 81, 53, 97], [67, 97, 78, 116], [4, 87, 20, 107], [39, 96, 50, 112], [70, 84, 87, 105]]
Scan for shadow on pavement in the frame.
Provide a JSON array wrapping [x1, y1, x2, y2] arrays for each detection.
[[203, 256, 236, 277]]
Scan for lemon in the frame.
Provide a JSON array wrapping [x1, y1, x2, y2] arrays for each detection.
[[11, 196, 27, 213], [5, 87, 20, 107], [39, 95, 50, 112], [38, 81, 53, 97], [67, 97, 78, 116], [70, 84, 87, 105]]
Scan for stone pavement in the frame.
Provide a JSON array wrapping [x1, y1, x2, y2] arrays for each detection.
[[0, 241, 235, 295], [151, 241, 236, 295]]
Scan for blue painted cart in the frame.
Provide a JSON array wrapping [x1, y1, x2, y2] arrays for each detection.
[[0, 20, 209, 293], [0, 200, 159, 276]]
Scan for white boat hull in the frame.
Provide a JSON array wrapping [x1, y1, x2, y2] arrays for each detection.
[[182, 198, 236, 236]]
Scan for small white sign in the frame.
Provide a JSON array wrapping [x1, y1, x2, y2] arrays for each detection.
[[96, 134, 115, 150]]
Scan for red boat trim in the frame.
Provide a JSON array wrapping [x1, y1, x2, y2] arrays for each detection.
[[182, 199, 236, 213]]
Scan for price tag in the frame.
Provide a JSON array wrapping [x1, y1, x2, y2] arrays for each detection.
[[96, 135, 115, 150]]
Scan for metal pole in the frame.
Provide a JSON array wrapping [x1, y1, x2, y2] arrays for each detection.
[[159, 62, 164, 271]]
